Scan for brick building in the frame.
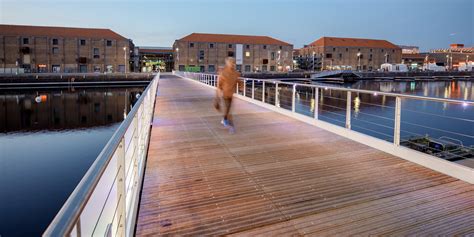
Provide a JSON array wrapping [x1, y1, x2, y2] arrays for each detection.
[[428, 44, 473, 70], [0, 24, 130, 73], [173, 33, 293, 73], [300, 37, 402, 71]]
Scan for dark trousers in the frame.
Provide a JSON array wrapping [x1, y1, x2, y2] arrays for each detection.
[[223, 97, 233, 126]]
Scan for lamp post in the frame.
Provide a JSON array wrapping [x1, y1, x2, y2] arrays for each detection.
[[176, 47, 180, 70], [123, 47, 127, 74], [446, 54, 449, 70], [312, 51, 315, 72], [277, 50, 281, 71], [357, 52, 362, 71]]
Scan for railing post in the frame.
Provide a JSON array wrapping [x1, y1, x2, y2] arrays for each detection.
[[262, 81, 265, 103], [345, 91, 351, 129], [252, 80, 255, 99], [116, 137, 126, 236], [243, 79, 246, 97], [394, 96, 401, 146], [275, 82, 279, 107], [314, 87, 319, 119], [292, 84, 296, 112]]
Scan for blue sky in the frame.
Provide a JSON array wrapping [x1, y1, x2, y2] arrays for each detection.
[[1, 0, 473, 51]]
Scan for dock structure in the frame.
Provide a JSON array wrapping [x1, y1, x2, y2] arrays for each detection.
[[135, 75, 474, 236]]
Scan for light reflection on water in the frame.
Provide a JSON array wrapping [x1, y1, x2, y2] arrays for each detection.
[[0, 86, 144, 236]]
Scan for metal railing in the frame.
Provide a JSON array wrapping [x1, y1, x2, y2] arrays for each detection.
[[43, 73, 160, 236], [176, 71, 474, 182]]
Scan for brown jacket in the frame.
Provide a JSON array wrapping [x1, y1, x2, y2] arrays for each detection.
[[218, 67, 240, 98]]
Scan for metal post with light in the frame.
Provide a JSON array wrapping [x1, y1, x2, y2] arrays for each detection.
[[446, 55, 449, 71], [312, 51, 315, 72], [357, 52, 362, 71], [176, 47, 179, 71], [123, 47, 127, 74]]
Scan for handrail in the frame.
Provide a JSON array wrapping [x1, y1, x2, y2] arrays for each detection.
[[43, 73, 160, 236], [180, 72, 474, 105], [175, 71, 474, 183]]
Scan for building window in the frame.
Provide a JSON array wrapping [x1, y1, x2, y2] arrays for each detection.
[[23, 38, 29, 44], [262, 65, 268, 71], [245, 51, 250, 57], [246, 45, 250, 49], [80, 65, 88, 73], [270, 66, 276, 71], [262, 59, 268, 64], [333, 48, 336, 52], [326, 53, 332, 58], [369, 54, 373, 61], [80, 39, 86, 46], [189, 43, 194, 48], [339, 53, 343, 59], [392, 49, 395, 53], [93, 48, 100, 58], [52, 39, 59, 45], [271, 52, 275, 60], [52, 65, 61, 73], [245, 65, 251, 72], [228, 51, 234, 57], [370, 48, 372, 52], [358, 48, 360, 52], [106, 40, 112, 46], [200, 66, 205, 72], [178, 65, 185, 71], [228, 44, 233, 49], [381, 49, 384, 52], [263, 45, 267, 49], [208, 65, 215, 72], [346, 48, 348, 52], [94, 66, 101, 72], [199, 50, 205, 60], [236, 65, 242, 71], [279, 46, 283, 50], [209, 43, 214, 48], [52, 47, 59, 54]]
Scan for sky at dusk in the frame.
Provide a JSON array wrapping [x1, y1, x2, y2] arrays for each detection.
[[1, 0, 473, 51]]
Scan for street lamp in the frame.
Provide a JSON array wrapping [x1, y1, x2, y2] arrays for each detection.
[[176, 47, 180, 70], [123, 47, 127, 73], [446, 54, 449, 70], [357, 52, 362, 71], [312, 51, 315, 72]]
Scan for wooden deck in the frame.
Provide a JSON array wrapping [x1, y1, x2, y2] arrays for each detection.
[[136, 75, 474, 236]]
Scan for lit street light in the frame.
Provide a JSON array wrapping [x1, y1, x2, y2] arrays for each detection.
[[123, 47, 127, 74], [446, 55, 449, 70], [357, 52, 362, 71]]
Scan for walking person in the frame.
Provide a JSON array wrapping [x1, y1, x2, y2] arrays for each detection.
[[215, 57, 240, 133]]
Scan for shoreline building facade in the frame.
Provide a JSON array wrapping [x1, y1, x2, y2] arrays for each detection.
[[428, 44, 473, 70], [300, 37, 402, 71], [0, 24, 130, 73], [173, 33, 293, 73], [138, 47, 174, 72]]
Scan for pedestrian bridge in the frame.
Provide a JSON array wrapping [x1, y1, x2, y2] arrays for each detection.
[[44, 73, 474, 236]]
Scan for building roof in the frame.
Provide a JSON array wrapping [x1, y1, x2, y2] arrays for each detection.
[[177, 33, 292, 46], [309, 37, 400, 49], [0, 24, 128, 41], [139, 47, 173, 54], [431, 47, 474, 53]]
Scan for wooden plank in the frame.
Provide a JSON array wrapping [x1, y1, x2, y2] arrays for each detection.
[[135, 75, 474, 236]]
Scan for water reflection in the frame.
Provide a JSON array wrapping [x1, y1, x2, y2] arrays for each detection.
[[0, 87, 143, 133], [0, 86, 145, 236]]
